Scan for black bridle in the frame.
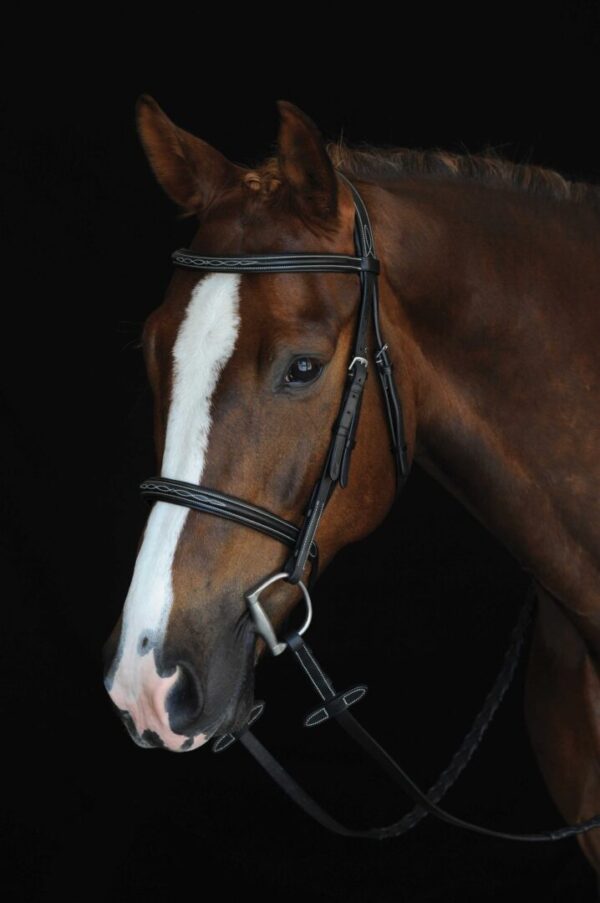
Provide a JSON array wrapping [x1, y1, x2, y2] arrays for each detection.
[[139, 172, 600, 843]]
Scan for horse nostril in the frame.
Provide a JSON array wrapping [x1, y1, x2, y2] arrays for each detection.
[[166, 662, 205, 734]]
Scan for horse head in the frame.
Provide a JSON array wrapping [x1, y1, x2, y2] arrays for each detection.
[[102, 96, 411, 751]]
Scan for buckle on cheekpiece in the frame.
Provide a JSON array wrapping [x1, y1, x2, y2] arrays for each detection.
[[304, 685, 368, 728], [211, 700, 266, 753]]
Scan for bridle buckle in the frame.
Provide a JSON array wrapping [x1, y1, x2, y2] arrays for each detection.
[[348, 355, 368, 373], [374, 343, 389, 365]]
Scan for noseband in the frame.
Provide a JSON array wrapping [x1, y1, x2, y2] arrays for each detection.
[[137, 173, 600, 843]]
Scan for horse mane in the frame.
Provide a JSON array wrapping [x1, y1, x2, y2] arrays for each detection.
[[324, 138, 600, 218], [180, 138, 600, 225]]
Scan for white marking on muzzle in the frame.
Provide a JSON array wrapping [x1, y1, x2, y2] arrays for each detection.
[[107, 273, 242, 750]]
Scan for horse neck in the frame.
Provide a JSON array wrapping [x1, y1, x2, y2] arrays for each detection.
[[372, 176, 600, 610]]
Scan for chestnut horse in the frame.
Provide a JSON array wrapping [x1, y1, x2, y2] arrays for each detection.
[[102, 95, 600, 882]]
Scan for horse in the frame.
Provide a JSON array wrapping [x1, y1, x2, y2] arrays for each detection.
[[102, 94, 600, 883]]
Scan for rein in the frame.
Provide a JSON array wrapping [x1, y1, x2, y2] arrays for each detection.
[[139, 172, 600, 842]]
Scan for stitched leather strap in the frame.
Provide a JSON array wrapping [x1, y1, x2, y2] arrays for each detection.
[[171, 250, 381, 274], [139, 477, 320, 591], [304, 687, 368, 727]]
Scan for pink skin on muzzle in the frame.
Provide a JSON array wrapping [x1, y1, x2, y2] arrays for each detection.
[[108, 650, 208, 752]]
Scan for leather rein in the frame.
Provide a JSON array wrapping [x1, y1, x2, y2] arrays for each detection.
[[139, 172, 600, 842]]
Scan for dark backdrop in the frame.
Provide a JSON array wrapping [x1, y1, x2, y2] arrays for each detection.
[[3, 11, 600, 901]]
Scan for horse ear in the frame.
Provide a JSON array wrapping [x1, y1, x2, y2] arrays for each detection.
[[135, 94, 245, 215], [276, 100, 341, 222]]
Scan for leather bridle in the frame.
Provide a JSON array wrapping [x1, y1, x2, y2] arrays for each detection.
[[138, 172, 600, 842], [141, 172, 408, 613]]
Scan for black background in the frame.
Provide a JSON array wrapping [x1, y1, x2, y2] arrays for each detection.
[[3, 9, 600, 901]]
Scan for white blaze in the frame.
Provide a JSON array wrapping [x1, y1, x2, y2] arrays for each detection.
[[107, 273, 242, 749]]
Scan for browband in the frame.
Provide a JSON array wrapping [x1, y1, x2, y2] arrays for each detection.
[[171, 251, 381, 274]]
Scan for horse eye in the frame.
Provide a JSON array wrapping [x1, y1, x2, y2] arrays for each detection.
[[284, 357, 323, 386]]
